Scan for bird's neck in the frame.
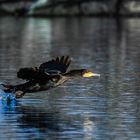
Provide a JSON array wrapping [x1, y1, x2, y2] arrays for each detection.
[[64, 70, 82, 78]]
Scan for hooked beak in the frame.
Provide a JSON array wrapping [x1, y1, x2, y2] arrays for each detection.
[[83, 71, 100, 78]]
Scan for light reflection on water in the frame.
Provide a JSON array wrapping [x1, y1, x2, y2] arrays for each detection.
[[0, 17, 140, 140]]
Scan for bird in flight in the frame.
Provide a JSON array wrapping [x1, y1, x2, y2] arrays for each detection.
[[2, 56, 100, 98]]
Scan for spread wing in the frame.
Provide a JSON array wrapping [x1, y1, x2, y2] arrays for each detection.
[[17, 56, 71, 80], [39, 56, 71, 74], [17, 67, 47, 81]]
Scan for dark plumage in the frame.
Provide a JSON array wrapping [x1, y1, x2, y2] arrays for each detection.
[[2, 56, 100, 98]]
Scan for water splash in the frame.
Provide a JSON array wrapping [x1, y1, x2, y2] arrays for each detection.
[[0, 89, 16, 106]]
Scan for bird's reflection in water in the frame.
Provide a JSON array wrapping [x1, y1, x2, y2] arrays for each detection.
[[16, 105, 62, 133], [0, 98, 65, 139], [0, 88, 62, 134]]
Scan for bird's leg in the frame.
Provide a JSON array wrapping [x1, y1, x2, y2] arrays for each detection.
[[15, 90, 26, 99]]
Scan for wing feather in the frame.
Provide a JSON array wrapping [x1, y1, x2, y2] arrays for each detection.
[[17, 67, 47, 80], [39, 56, 71, 74], [17, 56, 71, 80]]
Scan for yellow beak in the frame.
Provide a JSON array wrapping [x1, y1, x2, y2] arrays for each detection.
[[83, 72, 100, 78]]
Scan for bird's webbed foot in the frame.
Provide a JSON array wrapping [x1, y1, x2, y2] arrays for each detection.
[[15, 90, 26, 99]]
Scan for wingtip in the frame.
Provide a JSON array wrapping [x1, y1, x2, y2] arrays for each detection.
[[56, 55, 71, 64], [55, 55, 72, 71], [56, 57, 59, 62], [60, 56, 65, 63]]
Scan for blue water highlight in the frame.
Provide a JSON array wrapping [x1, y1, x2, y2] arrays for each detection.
[[0, 89, 17, 108]]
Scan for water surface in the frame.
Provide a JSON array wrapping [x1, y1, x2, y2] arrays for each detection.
[[0, 17, 140, 140]]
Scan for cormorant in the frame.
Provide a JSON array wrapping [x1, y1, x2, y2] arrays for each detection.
[[2, 56, 100, 98]]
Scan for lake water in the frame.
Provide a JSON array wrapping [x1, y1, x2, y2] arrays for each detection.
[[0, 17, 140, 140]]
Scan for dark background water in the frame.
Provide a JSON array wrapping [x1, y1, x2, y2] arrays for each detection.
[[0, 17, 140, 140]]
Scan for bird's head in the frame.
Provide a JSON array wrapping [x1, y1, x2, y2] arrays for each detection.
[[81, 69, 100, 78]]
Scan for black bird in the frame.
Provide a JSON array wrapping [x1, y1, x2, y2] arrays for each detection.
[[2, 56, 100, 98]]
